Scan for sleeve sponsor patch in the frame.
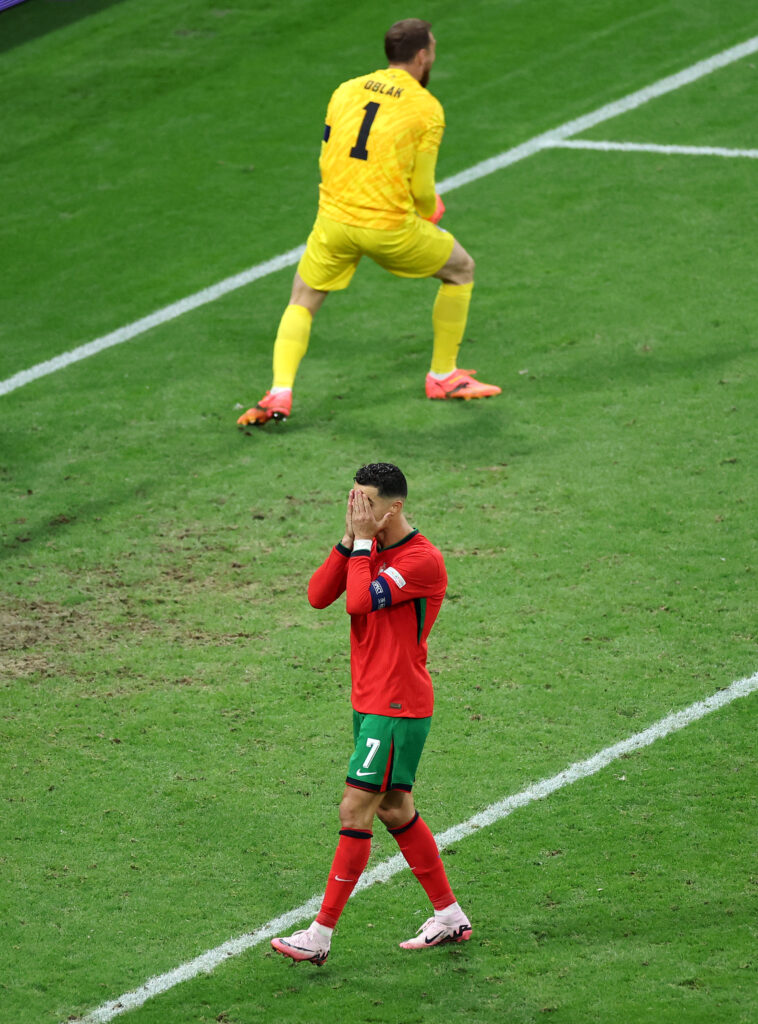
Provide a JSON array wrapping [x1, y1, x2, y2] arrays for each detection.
[[370, 576, 392, 611], [381, 566, 406, 589]]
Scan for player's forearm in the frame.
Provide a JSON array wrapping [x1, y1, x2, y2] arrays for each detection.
[[308, 545, 349, 608], [345, 549, 375, 615], [411, 149, 438, 219]]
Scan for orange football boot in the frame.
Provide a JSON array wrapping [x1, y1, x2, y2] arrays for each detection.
[[237, 389, 292, 426], [425, 369, 501, 400]]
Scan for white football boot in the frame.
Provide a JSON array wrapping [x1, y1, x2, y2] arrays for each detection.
[[399, 906, 472, 949]]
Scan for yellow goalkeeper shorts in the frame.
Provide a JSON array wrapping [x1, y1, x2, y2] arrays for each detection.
[[298, 211, 456, 292]]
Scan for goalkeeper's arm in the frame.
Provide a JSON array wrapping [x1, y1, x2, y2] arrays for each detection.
[[411, 149, 443, 222]]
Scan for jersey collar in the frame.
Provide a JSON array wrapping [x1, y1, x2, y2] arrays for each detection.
[[378, 529, 418, 552]]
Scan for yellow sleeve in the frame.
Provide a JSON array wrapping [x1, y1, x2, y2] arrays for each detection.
[[411, 148, 438, 219], [320, 89, 336, 159]]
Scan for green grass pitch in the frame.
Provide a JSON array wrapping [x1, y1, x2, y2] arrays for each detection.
[[1, 1, 757, 1022]]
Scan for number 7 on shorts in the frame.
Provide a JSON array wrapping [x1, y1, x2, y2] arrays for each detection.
[[362, 737, 381, 770]]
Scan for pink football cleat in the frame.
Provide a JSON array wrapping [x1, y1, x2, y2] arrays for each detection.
[[237, 389, 292, 426], [425, 369, 501, 400], [271, 924, 330, 966]]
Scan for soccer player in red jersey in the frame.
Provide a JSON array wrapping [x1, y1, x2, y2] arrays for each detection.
[[271, 463, 472, 965], [237, 19, 500, 427]]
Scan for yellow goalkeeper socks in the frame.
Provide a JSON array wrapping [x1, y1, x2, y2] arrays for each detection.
[[430, 282, 474, 376], [272, 304, 313, 390]]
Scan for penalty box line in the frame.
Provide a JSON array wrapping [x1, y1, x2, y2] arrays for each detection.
[[3, 32, 758, 400], [544, 139, 758, 159], [73, 670, 758, 1024]]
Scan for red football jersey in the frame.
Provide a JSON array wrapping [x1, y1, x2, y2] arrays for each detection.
[[308, 530, 447, 718]]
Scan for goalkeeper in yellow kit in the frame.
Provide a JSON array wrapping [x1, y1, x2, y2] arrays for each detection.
[[238, 18, 500, 427]]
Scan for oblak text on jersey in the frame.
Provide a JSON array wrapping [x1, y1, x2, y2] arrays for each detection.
[[364, 80, 404, 98]]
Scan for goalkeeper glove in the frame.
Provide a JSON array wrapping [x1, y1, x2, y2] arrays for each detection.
[[426, 194, 445, 224]]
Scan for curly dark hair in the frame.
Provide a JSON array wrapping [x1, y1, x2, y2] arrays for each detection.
[[384, 18, 432, 64], [354, 463, 408, 499]]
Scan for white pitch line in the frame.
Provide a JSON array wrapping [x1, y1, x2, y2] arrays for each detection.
[[0, 246, 304, 399], [4, 32, 758, 400], [72, 670, 758, 1024], [546, 139, 758, 159], [436, 33, 758, 191]]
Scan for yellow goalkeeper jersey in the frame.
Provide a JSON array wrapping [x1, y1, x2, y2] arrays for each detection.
[[318, 67, 445, 230]]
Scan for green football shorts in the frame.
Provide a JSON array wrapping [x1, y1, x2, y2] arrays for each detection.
[[346, 712, 432, 793]]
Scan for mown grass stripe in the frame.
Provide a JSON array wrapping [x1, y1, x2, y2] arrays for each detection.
[[74, 671, 758, 1024], [4, 33, 758, 400], [437, 34, 758, 193]]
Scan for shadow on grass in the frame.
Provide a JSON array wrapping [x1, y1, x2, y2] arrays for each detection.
[[0, 0, 130, 55]]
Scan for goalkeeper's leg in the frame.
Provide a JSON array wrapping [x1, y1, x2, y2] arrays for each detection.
[[426, 241, 501, 400], [237, 274, 327, 426]]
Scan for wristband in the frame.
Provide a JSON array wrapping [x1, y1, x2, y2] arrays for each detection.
[[353, 538, 373, 552]]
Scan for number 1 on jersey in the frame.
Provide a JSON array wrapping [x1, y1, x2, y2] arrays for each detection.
[[350, 101, 380, 161]]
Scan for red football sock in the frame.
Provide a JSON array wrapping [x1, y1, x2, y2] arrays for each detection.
[[388, 812, 455, 910], [316, 828, 373, 929]]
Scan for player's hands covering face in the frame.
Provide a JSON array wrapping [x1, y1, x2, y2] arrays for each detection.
[[348, 488, 393, 540]]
